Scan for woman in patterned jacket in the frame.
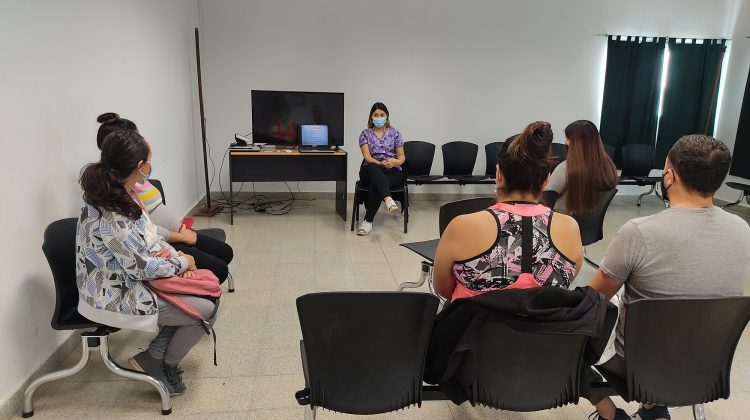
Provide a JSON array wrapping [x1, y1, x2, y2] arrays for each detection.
[[433, 121, 584, 302], [77, 129, 218, 396]]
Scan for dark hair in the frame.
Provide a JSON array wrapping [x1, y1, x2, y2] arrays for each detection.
[[96, 112, 138, 149], [563, 120, 618, 214], [497, 121, 554, 197], [367, 102, 391, 129], [80, 130, 150, 220], [667, 134, 731, 197]]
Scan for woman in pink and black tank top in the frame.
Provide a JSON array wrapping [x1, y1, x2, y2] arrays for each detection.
[[434, 121, 584, 302]]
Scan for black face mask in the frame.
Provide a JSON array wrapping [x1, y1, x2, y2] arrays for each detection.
[[660, 169, 672, 205]]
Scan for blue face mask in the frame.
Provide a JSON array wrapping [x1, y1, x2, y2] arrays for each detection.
[[372, 117, 387, 128]]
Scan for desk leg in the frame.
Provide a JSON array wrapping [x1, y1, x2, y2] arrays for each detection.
[[335, 180, 346, 221], [229, 179, 234, 226]]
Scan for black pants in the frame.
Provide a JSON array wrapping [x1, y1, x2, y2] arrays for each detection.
[[359, 163, 405, 222], [172, 233, 233, 284], [580, 355, 626, 404]]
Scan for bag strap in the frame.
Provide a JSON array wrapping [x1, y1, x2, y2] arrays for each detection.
[[148, 286, 219, 366], [521, 216, 533, 274]]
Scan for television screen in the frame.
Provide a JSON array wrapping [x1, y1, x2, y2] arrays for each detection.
[[299, 125, 329, 146], [251, 90, 344, 146]]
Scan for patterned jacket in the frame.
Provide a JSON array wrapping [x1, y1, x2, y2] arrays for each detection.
[[76, 204, 188, 332]]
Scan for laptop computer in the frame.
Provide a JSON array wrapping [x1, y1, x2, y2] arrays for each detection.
[[298, 124, 335, 153]]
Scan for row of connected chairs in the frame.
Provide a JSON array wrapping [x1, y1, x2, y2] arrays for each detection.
[[403, 140, 568, 185], [349, 140, 569, 234], [350, 140, 667, 234], [295, 291, 750, 419]]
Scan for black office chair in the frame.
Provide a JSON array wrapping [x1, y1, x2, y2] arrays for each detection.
[[603, 144, 616, 163], [550, 143, 568, 172], [398, 197, 497, 297], [442, 141, 486, 184], [351, 175, 409, 234], [618, 144, 665, 207], [22, 219, 171, 418], [570, 189, 618, 268], [403, 141, 443, 184], [722, 182, 750, 209], [294, 292, 440, 418], [540, 190, 560, 209], [593, 297, 750, 420], [484, 141, 503, 179], [423, 321, 589, 411], [149, 179, 235, 292]]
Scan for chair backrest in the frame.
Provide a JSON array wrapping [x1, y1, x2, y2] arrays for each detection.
[[297, 292, 439, 414], [148, 178, 167, 205], [541, 190, 561, 209], [472, 321, 587, 410], [42, 218, 98, 330], [484, 142, 503, 177], [623, 297, 750, 406], [620, 144, 656, 177], [438, 197, 497, 236], [570, 188, 618, 246], [442, 141, 478, 176], [603, 144, 616, 163], [403, 141, 436, 176], [550, 143, 568, 171]]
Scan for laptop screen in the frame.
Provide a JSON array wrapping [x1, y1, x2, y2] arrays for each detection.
[[299, 125, 329, 147]]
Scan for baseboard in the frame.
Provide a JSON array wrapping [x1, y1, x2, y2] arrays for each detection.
[[0, 331, 80, 419]]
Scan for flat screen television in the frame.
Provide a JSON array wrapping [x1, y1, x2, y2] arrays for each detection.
[[251, 90, 344, 146]]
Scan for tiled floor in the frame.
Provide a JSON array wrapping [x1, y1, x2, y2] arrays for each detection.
[[14, 195, 750, 419]]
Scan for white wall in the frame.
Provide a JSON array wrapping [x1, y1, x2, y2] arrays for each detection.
[[715, 0, 750, 207], [199, 0, 737, 196], [0, 0, 202, 406]]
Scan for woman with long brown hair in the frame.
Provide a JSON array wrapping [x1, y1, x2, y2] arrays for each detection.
[[545, 120, 618, 215]]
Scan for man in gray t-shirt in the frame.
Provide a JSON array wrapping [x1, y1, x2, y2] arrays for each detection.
[[585, 135, 750, 420]]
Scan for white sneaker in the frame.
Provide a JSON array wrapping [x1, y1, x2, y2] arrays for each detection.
[[357, 221, 373, 236], [385, 197, 398, 214]]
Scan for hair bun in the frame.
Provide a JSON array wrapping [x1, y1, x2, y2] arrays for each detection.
[[97, 112, 121, 124], [509, 121, 553, 161]]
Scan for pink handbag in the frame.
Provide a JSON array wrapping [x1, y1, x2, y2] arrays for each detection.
[[147, 269, 221, 364]]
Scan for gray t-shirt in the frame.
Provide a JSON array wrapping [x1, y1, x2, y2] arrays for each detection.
[[546, 160, 568, 214], [600, 207, 750, 357]]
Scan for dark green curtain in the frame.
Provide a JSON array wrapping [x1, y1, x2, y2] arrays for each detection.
[[600, 36, 666, 167], [655, 39, 727, 166], [730, 67, 750, 179]]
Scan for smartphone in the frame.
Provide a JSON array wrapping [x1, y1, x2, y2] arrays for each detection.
[[181, 217, 195, 230]]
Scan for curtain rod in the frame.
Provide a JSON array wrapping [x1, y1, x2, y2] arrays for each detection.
[[596, 33, 733, 40]]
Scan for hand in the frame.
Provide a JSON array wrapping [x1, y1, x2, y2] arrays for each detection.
[[178, 224, 197, 246], [177, 251, 197, 271], [382, 159, 393, 168], [181, 269, 196, 279]]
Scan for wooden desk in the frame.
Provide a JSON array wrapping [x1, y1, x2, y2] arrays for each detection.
[[228, 149, 348, 224]]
